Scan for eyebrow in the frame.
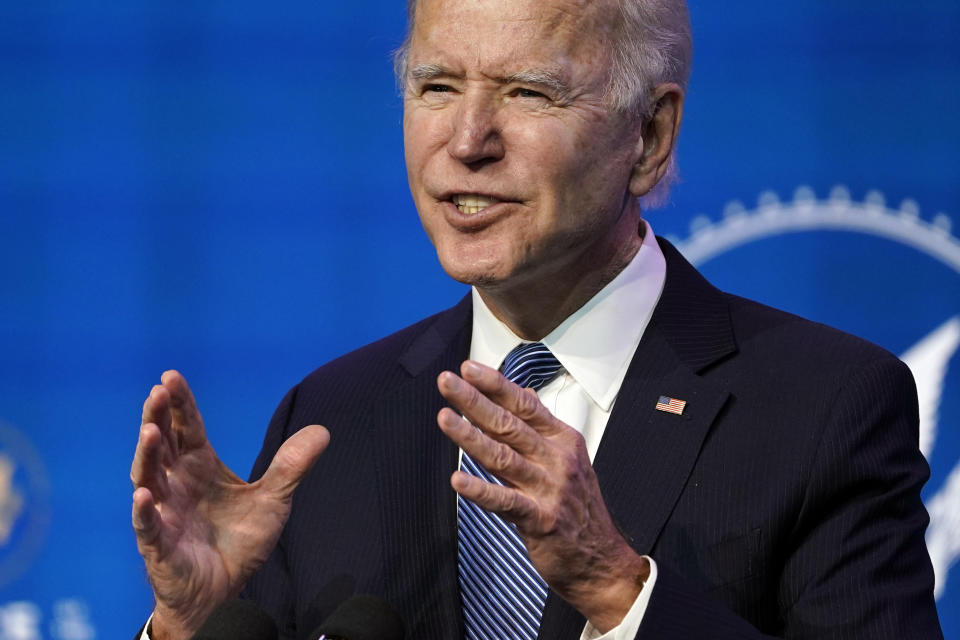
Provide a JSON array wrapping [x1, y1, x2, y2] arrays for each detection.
[[409, 64, 571, 97], [501, 69, 570, 97], [409, 64, 450, 81]]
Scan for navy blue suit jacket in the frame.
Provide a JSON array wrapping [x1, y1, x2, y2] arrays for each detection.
[[243, 239, 942, 639]]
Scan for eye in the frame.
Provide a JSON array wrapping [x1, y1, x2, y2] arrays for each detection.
[[511, 87, 549, 100], [423, 83, 454, 94]]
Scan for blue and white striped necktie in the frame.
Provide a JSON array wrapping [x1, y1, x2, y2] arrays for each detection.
[[458, 342, 564, 640]]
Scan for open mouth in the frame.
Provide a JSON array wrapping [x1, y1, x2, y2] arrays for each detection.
[[452, 194, 501, 215]]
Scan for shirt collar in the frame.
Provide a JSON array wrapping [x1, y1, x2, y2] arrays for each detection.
[[470, 219, 667, 410]]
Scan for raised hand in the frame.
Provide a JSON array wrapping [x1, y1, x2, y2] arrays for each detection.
[[437, 360, 649, 633], [130, 370, 329, 640]]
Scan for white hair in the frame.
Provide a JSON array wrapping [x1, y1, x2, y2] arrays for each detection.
[[608, 0, 692, 207], [394, 0, 692, 207], [607, 0, 692, 117]]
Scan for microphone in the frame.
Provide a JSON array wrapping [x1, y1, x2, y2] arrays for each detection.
[[301, 573, 359, 633], [189, 598, 278, 640], [308, 594, 405, 640]]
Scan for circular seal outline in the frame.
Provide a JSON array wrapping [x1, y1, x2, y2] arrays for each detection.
[[0, 420, 52, 588], [670, 185, 960, 274]]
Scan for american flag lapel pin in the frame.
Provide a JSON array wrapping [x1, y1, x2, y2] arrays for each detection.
[[655, 395, 687, 415]]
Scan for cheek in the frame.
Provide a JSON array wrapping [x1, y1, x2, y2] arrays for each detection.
[[404, 108, 451, 160], [402, 120, 426, 180], [509, 125, 581, 193]]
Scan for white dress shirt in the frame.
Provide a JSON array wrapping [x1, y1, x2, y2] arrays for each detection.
[[467, 219, 666, 640]]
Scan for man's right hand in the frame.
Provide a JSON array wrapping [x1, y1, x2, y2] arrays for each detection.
[[130, 370, 329, 640]]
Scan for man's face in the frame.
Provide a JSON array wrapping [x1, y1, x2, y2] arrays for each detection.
[[403, 0, 646, 291]]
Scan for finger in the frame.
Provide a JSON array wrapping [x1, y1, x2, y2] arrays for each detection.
[[460, 360, 564, 435], [438, 407, 540, 487], [142, 385, 178, 465], [259, 425, 330, 500], [451, 469, 538, 529], [130, 423, 172, 499], [437, 370, 543, 456], [161, 370, 207, 450], [131, 486, 165, 554], [141, 384, 165, 426]]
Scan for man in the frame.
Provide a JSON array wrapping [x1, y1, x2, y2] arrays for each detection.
[[130, 0, 943, 638]]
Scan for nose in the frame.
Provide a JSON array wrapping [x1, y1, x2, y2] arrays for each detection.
[[446, 92, 504, 167]]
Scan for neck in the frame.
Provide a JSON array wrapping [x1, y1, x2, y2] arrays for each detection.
[[477, 212, 645, 341]]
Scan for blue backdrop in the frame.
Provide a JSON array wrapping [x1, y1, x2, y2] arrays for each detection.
[[1, 1, 957, 638]]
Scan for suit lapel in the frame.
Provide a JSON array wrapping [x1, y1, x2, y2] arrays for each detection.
[[374, 240, 736, 638], [371, 295, 472, 638], [539, 239, 736, 639], [596, 239, 735, 552]]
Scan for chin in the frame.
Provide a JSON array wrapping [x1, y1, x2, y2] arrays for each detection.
[[437, 255, 507, 288], [440, 265, 501, 288], [433, 236, 535, 289], [439, 259, 539, 294]]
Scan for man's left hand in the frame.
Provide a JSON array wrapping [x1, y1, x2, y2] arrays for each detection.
[[437, 360, 650, 633]]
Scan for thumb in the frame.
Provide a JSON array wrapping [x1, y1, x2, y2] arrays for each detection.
[[259, 425, 330, 500]]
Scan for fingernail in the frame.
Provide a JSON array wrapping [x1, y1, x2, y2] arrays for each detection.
[[463, 361, 482, 378], [443, 373, 462, 390], [451, 471, 470, 491]]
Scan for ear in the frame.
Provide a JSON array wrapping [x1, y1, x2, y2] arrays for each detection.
[[628, 84, 685, 197]]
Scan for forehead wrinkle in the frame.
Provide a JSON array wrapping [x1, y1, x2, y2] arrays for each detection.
[[408, 0, 617, 93]]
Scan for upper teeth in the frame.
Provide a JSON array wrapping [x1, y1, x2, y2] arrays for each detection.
[[453, 194, 499, 214]]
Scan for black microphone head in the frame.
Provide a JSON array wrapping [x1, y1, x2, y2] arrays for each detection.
[[190, 598, 278, 640], [311, 594, 405, 640], [302, 573, 358, 634]]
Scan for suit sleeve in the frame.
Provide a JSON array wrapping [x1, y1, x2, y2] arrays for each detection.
[[636, 356, 942, 639]]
